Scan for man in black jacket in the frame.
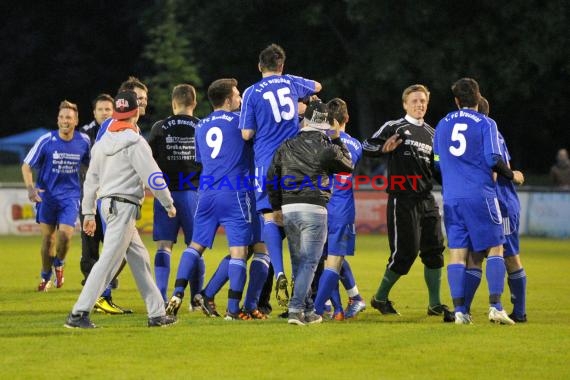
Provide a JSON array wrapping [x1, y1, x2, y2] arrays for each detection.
[[363, 84, 453, 322], [267, 100, 353, 325]]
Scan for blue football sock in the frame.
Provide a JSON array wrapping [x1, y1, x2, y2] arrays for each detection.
[[330, 284, 342, 313], [486, 256, 506, 310], [101, 284, 112, 298], [53, 257, 64, 268], [508, 268, 527, 317], [173, 247, 201, 297], [263, 221, 285, 278], [227, 258, 247, 314], [190, 256, 206, 299], [447, 263, 466, 313], [464, 268, 482, 313], [41, 270, 52, 282], [154, 249, 170, 302], [203, 255, 230, 299], [244, 253, 270, 311], [340, 260, 362, 301], [314, 268, 340, 314]]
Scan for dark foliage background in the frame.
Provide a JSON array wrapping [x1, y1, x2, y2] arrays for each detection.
[[1, 0, 568, 173]]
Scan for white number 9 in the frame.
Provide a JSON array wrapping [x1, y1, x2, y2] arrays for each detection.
[[450, 123, 468, 157], [206, 127, 223, 159]]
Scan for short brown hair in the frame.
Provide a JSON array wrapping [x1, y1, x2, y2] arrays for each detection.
[[172, 84, 197, 107], [259, 44, 286, 72], [59, 100, 78, 117], [208, 78, 238, 108], [327, 98, 348, 124], [402, 84, 430, 103], [478, 96, 490, 116], [92, 93, 113, 110], [452, 77, 481, 108], [118, 76, 148, 93]]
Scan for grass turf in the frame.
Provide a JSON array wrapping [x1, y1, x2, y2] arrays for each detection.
[[1, 234, 569, 379]]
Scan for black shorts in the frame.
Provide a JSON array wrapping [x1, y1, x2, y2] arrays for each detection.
[[385, 193, 444, 275]]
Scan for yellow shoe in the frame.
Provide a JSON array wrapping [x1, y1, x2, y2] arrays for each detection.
[[94, 297, 124, 314]]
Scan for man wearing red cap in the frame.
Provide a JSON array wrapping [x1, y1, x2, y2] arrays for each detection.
[[65, 91, 178, 328]]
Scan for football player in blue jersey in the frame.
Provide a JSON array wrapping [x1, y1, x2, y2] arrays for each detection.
[[22, 100, 91, 291], [313, 98, 366, 320], [433, 78, 524, 325], [147, 84, 204, 305], [239, 43, 322, 308], [166, 78, 254, 320], [462, 96, 527, 323]]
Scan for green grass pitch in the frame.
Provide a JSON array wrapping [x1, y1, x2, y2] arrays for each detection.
[[1, 234, 569, 379]]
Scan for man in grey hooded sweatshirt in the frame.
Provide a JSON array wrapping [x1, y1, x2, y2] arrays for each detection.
[[65, 90, 178, 328]]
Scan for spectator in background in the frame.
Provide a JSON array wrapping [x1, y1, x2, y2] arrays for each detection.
[[550, 149, 570, 189]]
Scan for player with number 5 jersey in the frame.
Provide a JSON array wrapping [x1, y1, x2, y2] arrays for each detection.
[[434, 78, 523, 325], [239, 43, 321, 307]]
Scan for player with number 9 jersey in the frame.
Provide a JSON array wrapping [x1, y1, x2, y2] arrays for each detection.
[[193, 81, 252, 249]]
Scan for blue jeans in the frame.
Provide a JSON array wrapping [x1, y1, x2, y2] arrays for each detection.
[[283, 209, 327, 313]]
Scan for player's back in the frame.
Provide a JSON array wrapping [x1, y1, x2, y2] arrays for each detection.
[[328, 131, 362, 222], [239, 74, 316, 165], [196, 110, 249, 191], [434, 109, 498, 199]]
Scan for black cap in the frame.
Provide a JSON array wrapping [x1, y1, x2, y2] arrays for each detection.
[[112, 91, 139, 120]]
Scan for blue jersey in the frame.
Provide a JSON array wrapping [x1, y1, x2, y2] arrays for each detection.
[[24, 130, 90, 200], [327, 131, 362, 223], [196, 110, 249, 191], [434, 109, 501, 199], [495, 127, 520, 216], [95, 118, 112, 142], [95, 118, 140, 142], [239, 74, 317, 169]]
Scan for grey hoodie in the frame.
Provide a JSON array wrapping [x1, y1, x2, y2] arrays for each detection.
[[82, 128, 173, 215]]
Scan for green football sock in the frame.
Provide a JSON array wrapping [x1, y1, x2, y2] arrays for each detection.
[[374, 268, 401, 301], [424, 266, 442, 307]]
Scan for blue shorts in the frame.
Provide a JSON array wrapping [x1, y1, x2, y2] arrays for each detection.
[[254, 163, 271, 212], [192, 190, 253, 248], [153, 190, 198, 244], [502, 213, 520, 257], [36, 196, 79, 227], [443, 196, 505, 252], [252, 212, 263, 244], [327, 222, 356, 256]]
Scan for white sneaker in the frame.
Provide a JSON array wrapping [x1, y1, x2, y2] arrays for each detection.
[[165, 295, 182, 316], [488, 307, 516, 325], [454, 311, 473, 325]]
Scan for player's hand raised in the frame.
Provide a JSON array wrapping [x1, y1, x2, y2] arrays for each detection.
[[382, 133, 403, 153]]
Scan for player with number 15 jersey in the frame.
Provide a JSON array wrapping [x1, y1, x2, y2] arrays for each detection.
[[239, 44, 321, 212]]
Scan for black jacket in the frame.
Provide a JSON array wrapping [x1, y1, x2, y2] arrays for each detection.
[[362, 117, 439, 194], [267, 129, 353, 209]]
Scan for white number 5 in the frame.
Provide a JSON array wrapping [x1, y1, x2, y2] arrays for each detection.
[[450, 123, 468, 156]]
